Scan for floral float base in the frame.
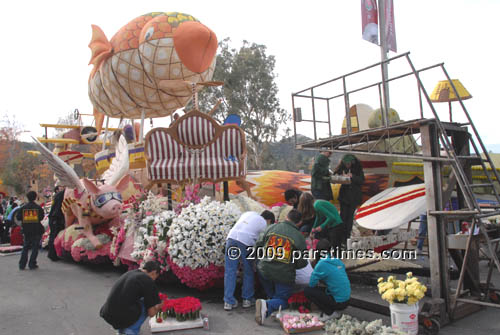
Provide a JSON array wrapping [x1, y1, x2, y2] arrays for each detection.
[[167, 255, 224, 291], [54, 225, 114, 263]]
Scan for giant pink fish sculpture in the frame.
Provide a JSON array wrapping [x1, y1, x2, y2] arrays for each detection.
[[34, 136, 131, 248], [88, 12, 218, 131]]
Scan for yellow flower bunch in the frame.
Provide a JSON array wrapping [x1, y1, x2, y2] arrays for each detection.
[[377, 272, 427, 305]]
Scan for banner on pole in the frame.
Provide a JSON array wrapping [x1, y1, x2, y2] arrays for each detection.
[[361, 0, 379, 45], [384, 0, 397, 52]]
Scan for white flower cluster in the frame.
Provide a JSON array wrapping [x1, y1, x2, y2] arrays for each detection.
[[273, 204, 292, 223], [229, 194, 267, 214], [325, 314, 405, 335], [124, 192, 171, 229], [131, 210, 177, 268], [167, 196, 241, 269]]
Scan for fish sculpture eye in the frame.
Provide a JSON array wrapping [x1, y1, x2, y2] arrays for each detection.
[[144, 26, 155, 41]]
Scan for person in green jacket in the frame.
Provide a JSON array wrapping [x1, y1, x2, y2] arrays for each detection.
[[311, 151, 333, 201], [333, 154, 365, 243], [311, 200, 345, 249], [255, 209, 308, 325]]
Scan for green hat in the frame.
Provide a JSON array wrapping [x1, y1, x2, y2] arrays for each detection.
[[342, 154, 356, 163]]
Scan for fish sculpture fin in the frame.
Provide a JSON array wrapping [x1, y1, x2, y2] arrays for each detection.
[[88, 24, 112, 78], [158, 80, 192, 96]]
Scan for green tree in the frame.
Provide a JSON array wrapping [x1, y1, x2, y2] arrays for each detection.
[[0, 113, 52, 195], [198, 38, 290, 170], [2, 150, 44, 195]]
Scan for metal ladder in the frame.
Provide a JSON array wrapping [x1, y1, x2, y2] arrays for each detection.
[[405, 54, 500, 314]]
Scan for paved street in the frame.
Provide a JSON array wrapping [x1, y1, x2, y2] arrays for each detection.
[[1, 249, 499, 335]]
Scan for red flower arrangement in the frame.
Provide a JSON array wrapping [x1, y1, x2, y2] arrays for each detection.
[[156, 294, 202, 323], [166, 253, 224, 291], [288, 291, 311, 313]]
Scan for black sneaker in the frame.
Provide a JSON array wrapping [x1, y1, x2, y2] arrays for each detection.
[[29, 265, 39, 270]]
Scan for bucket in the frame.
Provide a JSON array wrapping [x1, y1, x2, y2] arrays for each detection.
[[390, 302, 418, 335]]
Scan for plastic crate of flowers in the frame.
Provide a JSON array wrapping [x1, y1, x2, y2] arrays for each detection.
[[155, 294, 202, 323]]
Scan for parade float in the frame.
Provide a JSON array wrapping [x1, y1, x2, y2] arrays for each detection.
[[30, 12, 298, 292], [29, 14, 433, 291], [30, 12, 497, 304]]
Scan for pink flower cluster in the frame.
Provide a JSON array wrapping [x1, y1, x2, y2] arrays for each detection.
[[174, 184, 201, 214], [53, 233, 64, 257], [306, 238, 318, 250], [110, 226, 127, 261], [54, 224, 115, 264], [167, 254, 224, 291], [280, 314, 323, 331], [71, 242, 111, 262]]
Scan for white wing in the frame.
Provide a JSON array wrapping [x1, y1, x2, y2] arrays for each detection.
[[102, 135, 129, 185], [32, 137, 84, 192]]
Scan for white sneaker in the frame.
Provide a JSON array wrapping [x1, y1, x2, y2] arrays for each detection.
[[242, 299, 255, 308], [224, 301, 238, 311], [255, 299, 267, 325], [320, 311, 341, 322]]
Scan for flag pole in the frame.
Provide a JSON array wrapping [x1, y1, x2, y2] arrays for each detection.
[[378, 0, 390, 127]]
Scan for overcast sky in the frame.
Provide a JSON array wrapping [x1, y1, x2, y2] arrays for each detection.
[[1, 0, 499, 148]]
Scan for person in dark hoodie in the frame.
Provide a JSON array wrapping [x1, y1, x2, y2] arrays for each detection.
[[333, 154, 365, 243], [311, 151, 334, 201], [47, 186, 66, 261], [255, 209, 308, 325]]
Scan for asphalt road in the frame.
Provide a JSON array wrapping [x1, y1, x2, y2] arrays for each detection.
[[1, 249, 499, 335]]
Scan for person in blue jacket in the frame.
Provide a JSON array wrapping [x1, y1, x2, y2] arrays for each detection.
[[304, 239, 350, 322]]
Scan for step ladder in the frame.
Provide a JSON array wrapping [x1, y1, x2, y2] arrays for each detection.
[[407, 58, 500, 314]]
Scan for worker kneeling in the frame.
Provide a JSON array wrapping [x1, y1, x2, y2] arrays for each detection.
[[304, 239, 351, 322]]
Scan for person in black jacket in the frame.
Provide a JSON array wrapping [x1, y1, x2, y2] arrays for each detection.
[[47, 186, 66, 261], [17, 191, 45, 270], [100, 261, 163, 335], [333, 154, 365, 244]]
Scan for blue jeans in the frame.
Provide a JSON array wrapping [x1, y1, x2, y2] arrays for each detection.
[[119, 299, 146, 335], [417, 216, 428, 251], [224, 238, 255, 305], [299, 224, 312, 234], [258, 271, 293, 317], [19, 234, 41, 269]]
